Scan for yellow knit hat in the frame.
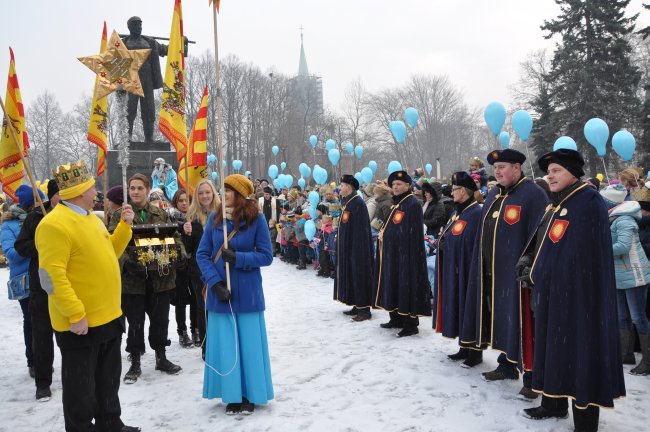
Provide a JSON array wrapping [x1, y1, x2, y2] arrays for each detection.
[[224, 174, 254, 198], [53, 161, 96, 200]]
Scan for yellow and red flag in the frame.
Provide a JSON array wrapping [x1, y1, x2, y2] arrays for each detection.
[[178, 85, 208, 195], [87, 22, 109, 176], [159, 0, 187, 161], [0, 47, 29, 201]]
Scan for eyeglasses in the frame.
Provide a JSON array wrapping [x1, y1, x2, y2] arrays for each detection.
[[451, 187, 463, 192]]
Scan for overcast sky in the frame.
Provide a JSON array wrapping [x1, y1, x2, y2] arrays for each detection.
[[1, 0, 649, 115]]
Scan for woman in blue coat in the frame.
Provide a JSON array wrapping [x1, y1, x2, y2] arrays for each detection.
[[197, 174, 274, 415]]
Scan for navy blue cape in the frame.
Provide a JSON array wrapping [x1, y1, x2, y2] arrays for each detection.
[[373, 194, 431, 317], [527, 184, 625, 408], [334, 194, 374, 307]]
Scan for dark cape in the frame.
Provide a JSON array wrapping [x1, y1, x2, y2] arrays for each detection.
[[433, 200, 482, 338], [373, 193, 431, 317], [525, 184, 625, 408], [461, 177, 548, 364], [334, 194, 374, 307]]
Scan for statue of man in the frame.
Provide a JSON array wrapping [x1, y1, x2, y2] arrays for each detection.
[[121, 16, 168, 143]]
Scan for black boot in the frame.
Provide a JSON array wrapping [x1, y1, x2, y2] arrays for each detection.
[[461, 349, 483, 368], [343, 307, 358, 316], [447, 348, 469, 361], [155, 349, 182, 375], [630, 333, 650, 376], [620, 329, 636, 365], [123, 353, 142, 384], [178, 330, 193, 348], [296, 260, 306, 270], [241, 397, 255, 415], [193, 328, 201, 347]]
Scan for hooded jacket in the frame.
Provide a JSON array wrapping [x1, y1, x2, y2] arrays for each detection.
[[609, 201, 650, 289]]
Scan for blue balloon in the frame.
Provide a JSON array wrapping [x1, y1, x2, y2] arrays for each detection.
[[273, 178, 281, 190], [211, 172, 217, 181], [222, 160, 227, 169], [387, 160, 402, 174], [553, 136, 577, 151], [354, 145, 363, 160], [361, 167, 373, 184], [328, 148, 340, 166], [313, 166, 328, 185], [404, 107, 419, 128], [298, 177, 306, 190], [244, 170, 251, 178], [207, 154, 217, 164], [584, 118, 609, 157], [325, 139, 336, 151], [308, 206, 318, 220], [268, 164, 279, 180], [389, 120, 407, 144], [512, 110, 533, 141], [498, 131, 510, 149], [368, 160, 377, 174], [354, 172, 364, 185], [483, 101, 507, 136], [299, 163, 311, 179], [232, 160, 242, 171], [309, 135, 317, 148], [612, 130, 636, 161], [280, 162, 286, 171], [308, 191, 320, 206], [425, 163, 432, 175], [304, 220, 316, 241], [284, 174, 294, 188], [344, 142, 354, 154], [271, 145, 279, 156]]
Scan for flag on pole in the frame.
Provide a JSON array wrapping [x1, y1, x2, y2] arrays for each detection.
[[208, 0, 221, 11], [0, 48, 29, 201], [178, 85, 208, 195], [159, 0, 187, 161], [87, 22, 109, 176]]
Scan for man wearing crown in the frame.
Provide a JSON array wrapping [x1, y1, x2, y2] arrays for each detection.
[[433, 171, 483, 367], [461, 149, 548, 399], [374, 170, 431, 337], [516, 149, 624, 431], [35, 161, 141, 431]]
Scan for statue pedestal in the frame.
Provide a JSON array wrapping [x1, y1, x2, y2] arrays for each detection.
[[106, 142, 179, 190]]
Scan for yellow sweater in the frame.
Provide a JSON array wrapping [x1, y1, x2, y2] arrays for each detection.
[[35, 204, 132, 332]]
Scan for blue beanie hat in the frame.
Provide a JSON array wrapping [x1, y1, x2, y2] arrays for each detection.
[[15, 185, 44, 209]]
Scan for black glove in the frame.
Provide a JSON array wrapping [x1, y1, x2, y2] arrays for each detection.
[[515, 254, 534, 289], [211, 281, 231, 302], [123, 259, 146, 278], [222, 248, 236, 265]]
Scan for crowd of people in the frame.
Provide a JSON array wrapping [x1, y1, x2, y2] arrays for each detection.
[[1, 147, 649, 431]]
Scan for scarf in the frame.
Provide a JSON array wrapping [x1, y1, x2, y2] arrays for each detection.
[[8, 204, 28, 222], [225, 207, 234, 221]]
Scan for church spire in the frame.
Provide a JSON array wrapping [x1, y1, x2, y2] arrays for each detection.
[[298, 26, 309, 77]]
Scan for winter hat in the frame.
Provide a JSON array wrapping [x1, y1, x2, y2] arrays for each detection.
[[600, 184, 627, 208], [47, 179, 60, 200], [340, 174, 359, 190], [15, 185, 44, 209], [487, 149, 526, 165], [537, 148, 585, 179], [106, 185, 124, 206], [587, 177, 601, 190], [224, 174, 254, 198], [387, 170, 412, 187], [452, 171, 478, 192]]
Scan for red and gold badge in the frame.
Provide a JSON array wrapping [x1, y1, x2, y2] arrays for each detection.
[[392, 210, 405, 224], [503, 205, 521, 225], [341, 211, 350, 224], [548, 219, 569, 243], [451, 220, 467, 236]]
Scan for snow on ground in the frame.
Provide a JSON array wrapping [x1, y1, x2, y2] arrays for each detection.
[[0, 261, 649, 432]]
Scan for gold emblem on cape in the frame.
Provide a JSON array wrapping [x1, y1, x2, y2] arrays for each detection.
[[503, 205, 521, 225], [451, 220, 467, 236], [392, 210, 405, 224], [545, 204, 553, 212], [549, 219, 569, 243], [341, 210, 350, 224], [560, 208, 568, 217]]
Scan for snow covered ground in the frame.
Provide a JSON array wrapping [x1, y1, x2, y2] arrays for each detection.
[[0, 261, 648, 432]]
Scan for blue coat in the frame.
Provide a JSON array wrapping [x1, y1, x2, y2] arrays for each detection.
[[609, 201, 650, 289], [1, 218, 30, 277], [196, 213, 273, 314]]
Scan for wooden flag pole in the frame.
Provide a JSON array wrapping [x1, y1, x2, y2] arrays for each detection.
[[0, 94, 46, 214], [212, 2, 232, 294]]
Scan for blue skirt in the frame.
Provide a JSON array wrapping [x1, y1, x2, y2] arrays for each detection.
[[203, 311, 274, 404]]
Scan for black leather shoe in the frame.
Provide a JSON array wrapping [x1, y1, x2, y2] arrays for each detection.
[[225, 403, 242, 415], [461, 350, 483, 368], [352, 314, 371, 322], [397, 327, 419, 337], [522, 405, 568, 420], [482, 369, 519, 381], [241, 398, 255, 415], [343, 307, 357, 316], [447, 348, 469, 361], [380, 320, 402, 329]]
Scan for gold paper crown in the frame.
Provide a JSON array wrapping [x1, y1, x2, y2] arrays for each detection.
[[631, 187, 650, 203], [52, 160, 92, 190]]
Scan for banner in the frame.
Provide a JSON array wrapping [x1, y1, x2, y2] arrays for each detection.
[[87, 22, 109, 176], [179, 85, 209, 195]]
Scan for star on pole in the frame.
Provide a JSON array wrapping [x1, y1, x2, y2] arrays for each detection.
[[78, 30, 151, 99]]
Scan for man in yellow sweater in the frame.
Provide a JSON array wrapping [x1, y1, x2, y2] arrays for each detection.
[[35, 160, 140, 432]]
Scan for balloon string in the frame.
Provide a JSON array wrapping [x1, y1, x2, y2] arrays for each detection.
[[601, 157, 611, 185]]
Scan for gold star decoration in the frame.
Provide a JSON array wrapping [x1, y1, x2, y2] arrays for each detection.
[[78, 30, 151, 99]]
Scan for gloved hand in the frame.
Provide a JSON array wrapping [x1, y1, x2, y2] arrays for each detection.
[[123, 259, 146, 278], [515, 254, 533, 289], [222, 248, 236, 265], [211, 281, 231, 302]]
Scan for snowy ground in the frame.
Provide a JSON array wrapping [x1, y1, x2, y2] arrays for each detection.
[[0, 261, 649, 432]]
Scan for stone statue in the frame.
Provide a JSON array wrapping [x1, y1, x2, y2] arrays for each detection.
[[121, 16, 168, 143]]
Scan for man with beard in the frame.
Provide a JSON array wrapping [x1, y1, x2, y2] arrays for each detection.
[[258, 187, 280, 224], [462, 149, 548, 398], [334, 175, 374, 321], [433, 172, 483, 367], [518, 149, 625, 431], [374, 170, 431, 337]]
